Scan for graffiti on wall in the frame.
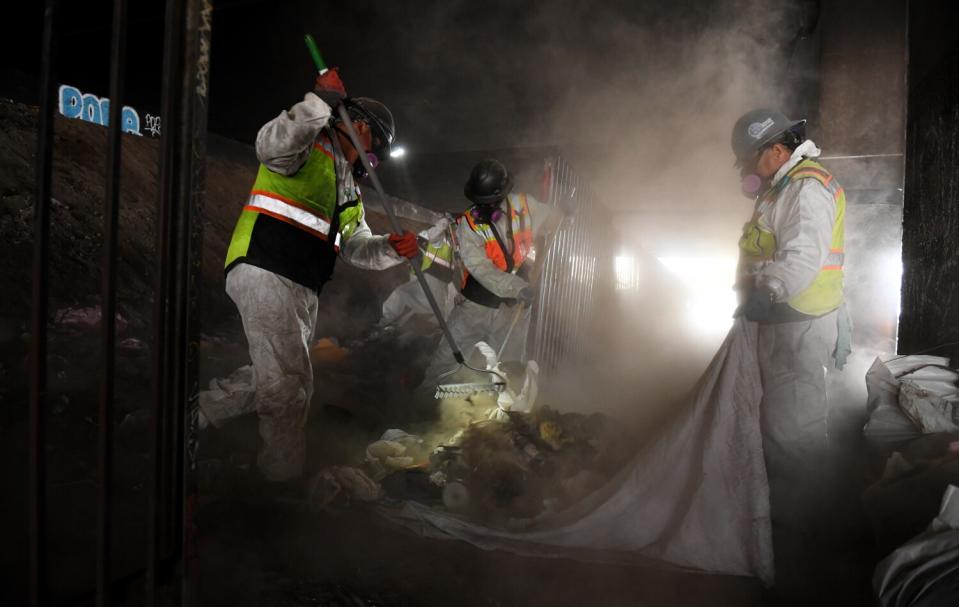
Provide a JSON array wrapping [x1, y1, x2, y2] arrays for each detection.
[[58, 84, 161, 137]]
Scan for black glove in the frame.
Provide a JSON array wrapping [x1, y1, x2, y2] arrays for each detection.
[[736, 287, 775, 322]]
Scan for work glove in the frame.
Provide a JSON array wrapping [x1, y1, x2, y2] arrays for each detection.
[[388, 231, 419, 259], [313, 68, 346, 107], [516, 286, 537, 304], [735, 286, 775, 322]]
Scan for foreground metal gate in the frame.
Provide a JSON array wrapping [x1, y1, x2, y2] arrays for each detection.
[[30, 0, 211, 604], [532, 157, 615, 374]]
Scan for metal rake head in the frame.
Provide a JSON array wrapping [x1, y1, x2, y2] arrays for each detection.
[[434, 381, 506, 400]]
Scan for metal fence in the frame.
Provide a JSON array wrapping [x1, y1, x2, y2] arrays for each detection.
[[532, 157, 615, 375], [30, 0, 212, 604]]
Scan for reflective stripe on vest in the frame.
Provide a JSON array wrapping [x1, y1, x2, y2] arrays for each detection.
[[736, 158, 845, 316], [421, 243, 453, 270], [251, 143, 339, 215], [244, 192, 341, 249]]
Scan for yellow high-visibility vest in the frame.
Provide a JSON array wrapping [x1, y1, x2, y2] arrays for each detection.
[[737, 159, 845, 316]]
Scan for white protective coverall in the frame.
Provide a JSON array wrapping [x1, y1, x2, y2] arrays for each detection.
[[199, 93, 403, 482], [379, 217, 455, 328], [751, 139, 846, 531], [422, 193, 555, 385]]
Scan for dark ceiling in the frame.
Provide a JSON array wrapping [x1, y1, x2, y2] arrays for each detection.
[[2, 0, 815, 156]]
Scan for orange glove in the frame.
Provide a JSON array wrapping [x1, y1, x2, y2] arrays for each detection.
[[314, 68, 346, 106], [388, 231, 418, 259]]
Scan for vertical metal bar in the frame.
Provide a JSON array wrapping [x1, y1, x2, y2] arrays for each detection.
[[178, 3, 212, 603], [533, 159, 556, 362], [576, 204, 592, 361], [569, 175, 585, 362], [552, 217, 571, 368], [537, 159, 556, 367], [557, 169, 576, 366], [542, 161, 567, 371], [97, 1, 128, 604], [573, 179, 588, 360], [569, 217, 582, 360], [30, 2, 58, 606], [550, 160, 571, 369], [544, 158, 563, 367], [148, 0, 187, 602], [147, 1, 211, 603]]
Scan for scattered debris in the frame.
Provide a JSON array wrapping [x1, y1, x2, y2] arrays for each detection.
[[310, 337, 348, 364], [308, 465, 382, 511], [442, 481, 470, 512], [365, 429, 426, 480], [119, 337, 146, 351], [53, 305, 128, 333], [394, 406, 630, 526]]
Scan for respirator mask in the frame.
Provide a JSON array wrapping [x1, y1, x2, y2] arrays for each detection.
[[736, 145, 772, 199], [351, 152, 380, 180], [740, 172, 767, 198], [470, 203, 504, 224]]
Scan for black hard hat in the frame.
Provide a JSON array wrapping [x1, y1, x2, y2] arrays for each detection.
[[731, 108, 806, 165], [342, 97, 395, 161], [464, 159, 513, 204]]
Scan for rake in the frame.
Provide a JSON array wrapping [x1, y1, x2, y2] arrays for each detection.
[[304, 35, 506, 399]]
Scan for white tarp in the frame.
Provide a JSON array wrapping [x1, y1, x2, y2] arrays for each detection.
[[383, 319, 774, 585]]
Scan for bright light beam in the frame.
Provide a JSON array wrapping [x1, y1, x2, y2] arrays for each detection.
[[390, 146, 406, 158], [657, 255, 738, 338]]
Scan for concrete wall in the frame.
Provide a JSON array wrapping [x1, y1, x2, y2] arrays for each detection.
[[899, 1, 959, 362]]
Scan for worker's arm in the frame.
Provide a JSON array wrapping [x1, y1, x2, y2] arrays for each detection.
[[457, 219, 528, 298], [756, 178, 837, 301], [418, 214, 454, 245], [338, 204, 405, 270], [526, 194, 562, 237], [254, 92, 331, 176]]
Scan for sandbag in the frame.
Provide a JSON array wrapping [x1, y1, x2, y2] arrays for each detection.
[[863, 356, 952, 451]]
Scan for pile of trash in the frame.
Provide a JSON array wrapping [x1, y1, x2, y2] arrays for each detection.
[[428, 406, 630, 526], [311, 404, 630, 528]]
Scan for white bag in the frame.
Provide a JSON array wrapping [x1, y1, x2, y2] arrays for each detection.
[[863, 356, 953, 450]]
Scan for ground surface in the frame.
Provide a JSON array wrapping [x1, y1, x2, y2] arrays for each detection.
[[0, 99, 895, 606]]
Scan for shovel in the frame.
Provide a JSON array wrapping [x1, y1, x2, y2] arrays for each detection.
[[304, 35, 505, 398]]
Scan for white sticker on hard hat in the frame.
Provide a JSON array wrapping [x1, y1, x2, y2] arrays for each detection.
[[747, 118, 776, 140]]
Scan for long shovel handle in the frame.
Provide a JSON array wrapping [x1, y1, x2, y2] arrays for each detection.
[[496, 302, 526, 362], [334, 104, 465, 364]]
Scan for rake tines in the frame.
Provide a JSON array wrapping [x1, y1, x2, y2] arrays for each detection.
[[434, 381, 506, 400]]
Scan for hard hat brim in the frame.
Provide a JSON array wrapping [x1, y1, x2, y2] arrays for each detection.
[[733, 118, 807, 167]]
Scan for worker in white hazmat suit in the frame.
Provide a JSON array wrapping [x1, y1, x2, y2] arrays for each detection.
[[420, 159, 565, 387], [731, 108, 852, 581], [198, 68, 419, 484], [378, 215, 456, 329]]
